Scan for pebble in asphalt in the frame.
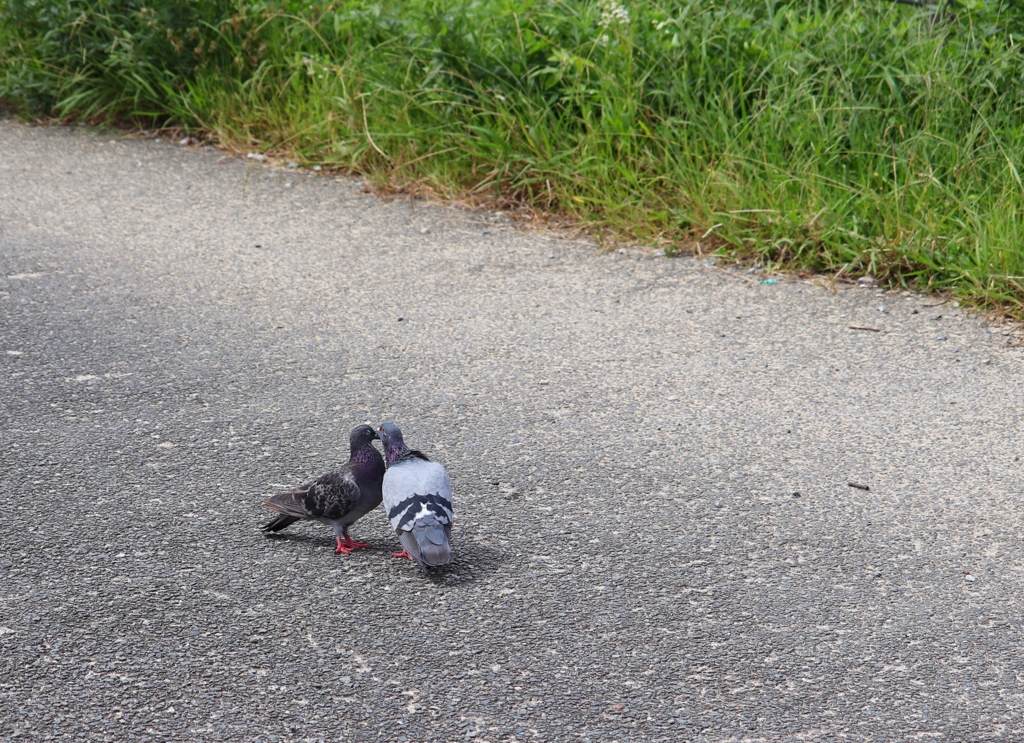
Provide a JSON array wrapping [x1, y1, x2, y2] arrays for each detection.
[[1, 118, 1023, 741]]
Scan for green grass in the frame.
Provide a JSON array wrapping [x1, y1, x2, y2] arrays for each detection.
[[3, 0, 1024, 316]]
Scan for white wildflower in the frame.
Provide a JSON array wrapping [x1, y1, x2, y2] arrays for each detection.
[[653, 18, 676, 35], [597, 0, 629, 30]]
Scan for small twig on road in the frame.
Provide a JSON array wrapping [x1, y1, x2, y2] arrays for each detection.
[[848, 324, 884, 332], [848, 481, 871, 491], [729, 272, 760, 285], [822, 262, 853, 294]]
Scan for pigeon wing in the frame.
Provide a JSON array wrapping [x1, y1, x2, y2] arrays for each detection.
[[382, 459, 454, 533], [263, 468, 363, 524]]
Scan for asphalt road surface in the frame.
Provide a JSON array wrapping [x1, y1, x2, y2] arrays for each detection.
[[2, 118, 1023, 742]]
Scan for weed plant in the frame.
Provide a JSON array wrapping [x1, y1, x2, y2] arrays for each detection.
[[2, 0, 1023, 315]]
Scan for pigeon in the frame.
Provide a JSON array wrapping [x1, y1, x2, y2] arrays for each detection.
[[378, 422, 454, 568], [261, 424, 385, 554]]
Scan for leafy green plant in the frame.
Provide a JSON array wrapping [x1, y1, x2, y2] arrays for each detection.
[[2, 0, 1023, 316]]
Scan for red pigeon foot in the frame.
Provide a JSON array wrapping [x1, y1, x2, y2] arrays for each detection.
[[391, 550, 412, 560], [334, 538, 357, 555], [342, 535, 371, 550]]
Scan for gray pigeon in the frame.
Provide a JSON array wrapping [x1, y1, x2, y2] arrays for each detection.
[[378, 422, 454, 568], [262, 424, 385, 554]]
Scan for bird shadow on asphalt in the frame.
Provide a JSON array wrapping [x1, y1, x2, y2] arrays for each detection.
[[257, 532, 504, 586], [386, 540, 504, 587], [259, 531, 391, 553], [258, 531, 328, 549]]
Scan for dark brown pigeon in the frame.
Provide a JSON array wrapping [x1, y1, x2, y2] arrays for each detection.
[[262, 424, 385, 554]]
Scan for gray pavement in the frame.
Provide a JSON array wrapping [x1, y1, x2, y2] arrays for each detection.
[[1, 117, 1023, 742]]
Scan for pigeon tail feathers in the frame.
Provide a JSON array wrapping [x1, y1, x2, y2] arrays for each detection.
[[261, 513, 300, 532], [400, 513, 452, 568], [262, 490, 312, 521]]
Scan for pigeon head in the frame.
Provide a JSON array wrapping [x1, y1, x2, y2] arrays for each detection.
[[377, 421, 404, 447], [348, 424, 385, 479], [348, 423, 379, 454], [377, 421, 408, 463]]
